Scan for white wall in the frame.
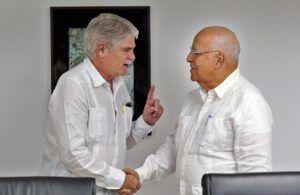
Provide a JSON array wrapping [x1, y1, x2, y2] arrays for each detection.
[[1, 0, 300, 194]]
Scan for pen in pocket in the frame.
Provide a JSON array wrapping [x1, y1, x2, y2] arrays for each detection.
[[205, 114, 213, 126], [122, 102, 132, 114], [126, 102, 132, 107]]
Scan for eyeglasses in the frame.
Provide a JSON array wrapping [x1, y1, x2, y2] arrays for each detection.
[[189, 46, 220, 58]]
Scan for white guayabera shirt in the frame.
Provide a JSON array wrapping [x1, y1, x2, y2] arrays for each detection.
[[136, 69, 273, 195], [39, 58, 153, 195]]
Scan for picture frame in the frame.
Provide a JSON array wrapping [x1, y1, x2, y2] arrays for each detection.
[[50, 6, 150, 120]]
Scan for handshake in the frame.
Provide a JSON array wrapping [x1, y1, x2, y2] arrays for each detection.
[[118, 168, 141, 195]]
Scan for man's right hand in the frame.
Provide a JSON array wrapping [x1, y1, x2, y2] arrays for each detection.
[[118, 168, 141, 195]]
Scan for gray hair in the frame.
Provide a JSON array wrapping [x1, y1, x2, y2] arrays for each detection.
[[83, 13, 139, 60]]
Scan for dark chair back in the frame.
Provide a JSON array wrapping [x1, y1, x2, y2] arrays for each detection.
[[202, 172, 300, 195], [0, 176, 96, 195]]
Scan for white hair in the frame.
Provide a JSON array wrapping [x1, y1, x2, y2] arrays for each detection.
[[83, 13, 139, 60], [210, 31, 240, 62]]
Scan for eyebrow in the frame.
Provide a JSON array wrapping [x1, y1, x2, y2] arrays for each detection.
[[121, 46, 135, 51]]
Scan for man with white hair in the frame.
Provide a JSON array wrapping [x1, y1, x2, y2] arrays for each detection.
[[136, 26, 273, 194], [39, 13, 164, 195]]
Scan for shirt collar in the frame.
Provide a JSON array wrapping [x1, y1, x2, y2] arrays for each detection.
[[198, 87, 209, 101], [198, 69, 240, 100], [84, 58, 106, 87], [213, 68, 240, 98], [84, 58, 124, 91]]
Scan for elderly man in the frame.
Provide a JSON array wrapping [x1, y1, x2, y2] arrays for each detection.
[[39, 13, 163, 195], [136, 26, 273, 194]]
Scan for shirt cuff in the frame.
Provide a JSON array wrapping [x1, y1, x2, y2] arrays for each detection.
[[107, 166, 126, 189], [135, 167, 145, 184], [136, 115, 154, 129], [134, 116, 155, 142]]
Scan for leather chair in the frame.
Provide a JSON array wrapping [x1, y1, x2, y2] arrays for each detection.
[[0, 176, 96, 195], [202, 172, 300, 195]]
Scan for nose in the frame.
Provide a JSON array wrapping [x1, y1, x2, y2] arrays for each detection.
[[128, 50, 135, 61], [186, 52, 194, 62]]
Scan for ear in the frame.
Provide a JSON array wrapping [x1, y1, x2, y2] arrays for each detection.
[[95, 42, 106, 58], [215, 53, 224, 69]]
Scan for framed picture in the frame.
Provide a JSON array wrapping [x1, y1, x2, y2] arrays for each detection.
[[50, 6, 150, 120]]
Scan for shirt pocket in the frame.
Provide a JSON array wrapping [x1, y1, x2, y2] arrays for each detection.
[[203, 117, 234, 151], [88, 107, 108, 141], [124, 106, 133, 136]]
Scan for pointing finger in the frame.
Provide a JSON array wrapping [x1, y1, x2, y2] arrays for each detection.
[[153, 99, 160, 112], [146, 85, 155, 102]]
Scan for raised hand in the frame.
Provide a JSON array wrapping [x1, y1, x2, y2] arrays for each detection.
[[118, 168, 141, 195], [142, 85, 164, 126]]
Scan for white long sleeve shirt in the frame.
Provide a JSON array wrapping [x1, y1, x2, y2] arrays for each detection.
[[136, 69, 273, 195], [39, 58, 153, 195]]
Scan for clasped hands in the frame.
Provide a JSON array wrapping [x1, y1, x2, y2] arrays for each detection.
[[118, 168, 141, 195]]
